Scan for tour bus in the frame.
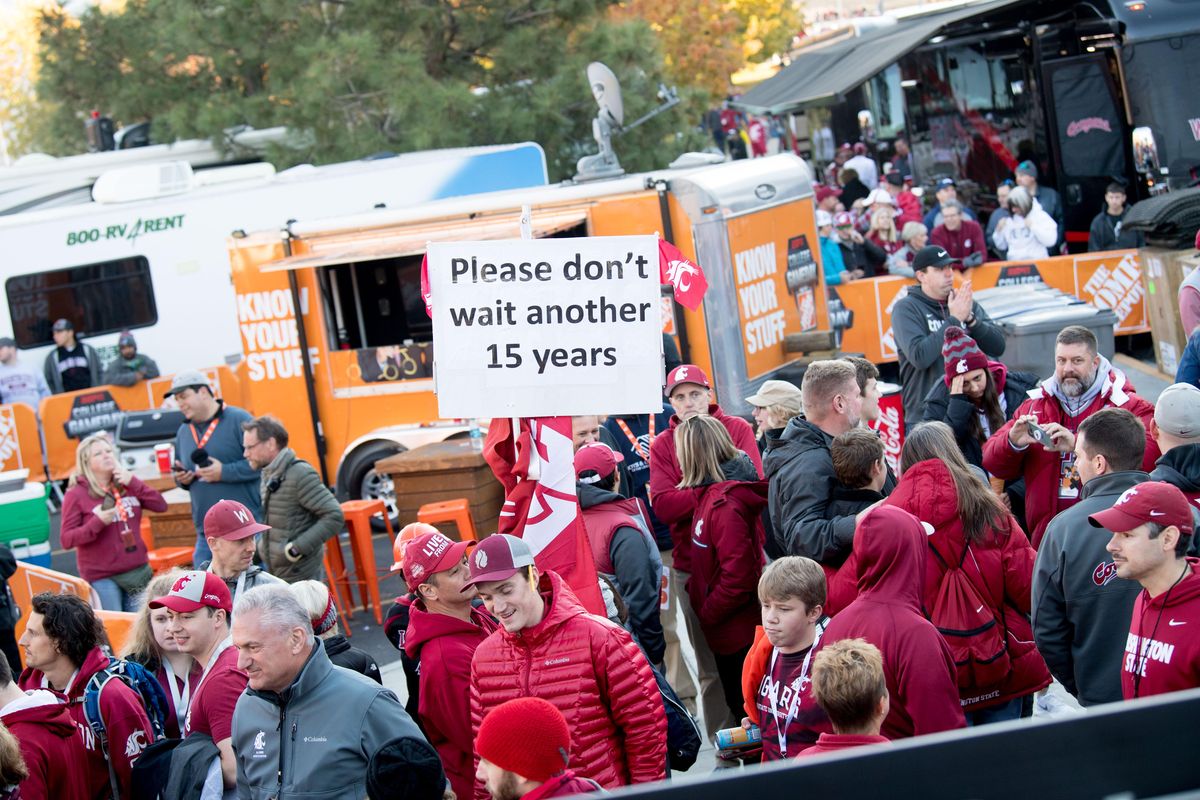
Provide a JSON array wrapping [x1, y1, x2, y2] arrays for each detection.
[[223, 152, 827, 524], [0, 142, 550, 375]]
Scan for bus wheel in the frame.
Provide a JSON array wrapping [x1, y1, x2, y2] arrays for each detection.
[[344, 442, 403, 532]]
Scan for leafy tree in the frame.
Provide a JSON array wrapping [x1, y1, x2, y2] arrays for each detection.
[[30, 0, 706, 180]]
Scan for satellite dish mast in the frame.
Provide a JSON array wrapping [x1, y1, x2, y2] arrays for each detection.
[[575, 62, 626, 182]]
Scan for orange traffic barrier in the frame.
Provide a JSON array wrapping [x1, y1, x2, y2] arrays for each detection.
[[95, 609, 138, 655], [339, 500, 393, 625], [10, 562, 98, 665], [417, 498, 478, 543]]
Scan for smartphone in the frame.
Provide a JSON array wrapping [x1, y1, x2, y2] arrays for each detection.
[[1029, 422, 1052, 446], [100, 493, 116, 511]]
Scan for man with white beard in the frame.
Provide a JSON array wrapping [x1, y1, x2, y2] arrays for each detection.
[[984, 325, 1159, 548]]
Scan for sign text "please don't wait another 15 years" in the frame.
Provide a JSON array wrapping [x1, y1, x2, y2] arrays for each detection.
[[429, 236, 663, 418]]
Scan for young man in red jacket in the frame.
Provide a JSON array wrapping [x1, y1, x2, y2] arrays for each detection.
[[401, 529, 496, 800], [649, 364, 761, 738], [814, 506, 966, 738], [1089, 481, 1200, 698], [468, 535, 666, 799], [984, 325, 1159, 548], [804, 638, 891, 757], [0, 649, 90, 800], [476, 698, 601, 800], [18, 593, 153, 800]]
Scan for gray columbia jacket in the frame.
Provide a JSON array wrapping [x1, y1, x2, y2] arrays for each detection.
[[233, 639, 424, 800]]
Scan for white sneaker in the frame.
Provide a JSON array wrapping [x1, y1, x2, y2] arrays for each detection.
[[1033, 687, 1085, 718]]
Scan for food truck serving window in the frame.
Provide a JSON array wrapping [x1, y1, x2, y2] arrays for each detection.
[[318, 255, 430, 351], [6, 257, 157, 348]]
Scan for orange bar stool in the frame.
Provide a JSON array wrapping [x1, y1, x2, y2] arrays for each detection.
[[416, 498, 478, 543], [140, 518, 193, 574], [323, 536, 356, 630], [339, 499, 394, 625]]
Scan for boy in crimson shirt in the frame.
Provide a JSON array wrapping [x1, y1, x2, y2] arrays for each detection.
[[401, 529, 496, 800], [151, 570, 245, 789], [804, 638, 891, 757], [739, 557, 830, 760], [1088, 482, 1200, 699], [18, 593, 152, 800]]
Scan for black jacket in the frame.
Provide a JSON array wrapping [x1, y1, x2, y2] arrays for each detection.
[[838, 237, 888, 277], [577, 482, 666, 665], [1032, 471, 1146, 706], [383, 597, 422, 724], [827, 486, 886, 520], [921, 367, 1040, 468], [891, 285, 1006, 424], [765, 418, 894, 566], [1088, 209, 1143, 252], [324, 633, 382, 684], [1149, 443, 1200, 497]]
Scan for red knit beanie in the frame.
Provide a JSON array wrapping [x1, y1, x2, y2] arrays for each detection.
[[942, 326, 988, 384], [476, 698, 571, 783]]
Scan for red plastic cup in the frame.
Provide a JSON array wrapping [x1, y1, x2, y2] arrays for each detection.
[[154, 443, 173, 474]]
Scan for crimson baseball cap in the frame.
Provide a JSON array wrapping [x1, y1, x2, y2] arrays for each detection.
[[574, 442, 624, 484], [149, 570, 233, 615], [463, 534, 536, 588], [1088, 481, 1194, 535], [666, 364, 711, 397], [204, 499, 270, 541], [815, 185, 842, 203], [402, 531, 473, 592]]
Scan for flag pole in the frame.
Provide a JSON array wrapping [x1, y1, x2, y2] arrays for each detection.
[[517, 204, 540, 480]]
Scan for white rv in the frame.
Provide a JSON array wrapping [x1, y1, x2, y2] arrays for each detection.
[[0, 143, 549, 373]]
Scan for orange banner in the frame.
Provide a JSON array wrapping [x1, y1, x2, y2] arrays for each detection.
[[38, 366, 243, 481], [0, 404, 46, 482], [835, 275, 915, 364]]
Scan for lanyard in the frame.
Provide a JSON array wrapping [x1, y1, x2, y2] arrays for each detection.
[[42, 670, 80, 695], [109, 484, 130, 523], [189, 416, 221, 449], [163, 659, 192, 721], [208, 564, 248, 608], [195, 638, 233, 695], [767, 623, 824, 757], [614, 417, 654, 461]]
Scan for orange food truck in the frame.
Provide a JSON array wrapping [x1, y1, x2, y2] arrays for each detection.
[[224, 152, 829, 523]]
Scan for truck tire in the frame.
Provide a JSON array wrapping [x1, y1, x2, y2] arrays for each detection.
[[342, 442, 404, 532]]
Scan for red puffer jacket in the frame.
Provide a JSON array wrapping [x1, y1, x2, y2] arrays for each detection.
[[469, 571, 666, 798], [649, 406, 762, 573], [983, 366, 1158, 549], [829, 460, 1051, 710], [687, 479, 767, 654]]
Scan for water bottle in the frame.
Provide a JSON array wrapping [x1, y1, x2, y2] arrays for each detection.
[[468, 419, 484, 453]]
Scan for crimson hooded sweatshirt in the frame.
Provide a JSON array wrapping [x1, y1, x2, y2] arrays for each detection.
[[0, 689, 92, 800], [816, 506, 966, 739], [1122, 558, 1200, 699], [405, 602, 497, 800], [19, 647, 153, 800]]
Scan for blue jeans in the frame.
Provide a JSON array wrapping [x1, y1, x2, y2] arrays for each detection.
[[92, 578, 141, 613], [966, 696, 1024, 727], [193, 533, 213, 569]]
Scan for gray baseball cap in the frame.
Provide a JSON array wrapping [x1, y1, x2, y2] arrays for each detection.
[[162, 369, 213, 399], [1154, 383, 1200, 439]]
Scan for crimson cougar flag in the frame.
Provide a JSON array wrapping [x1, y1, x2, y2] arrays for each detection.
[[659, 239, 709, 311], [420, 253, 433, 318], [482, 417, 606, 616]]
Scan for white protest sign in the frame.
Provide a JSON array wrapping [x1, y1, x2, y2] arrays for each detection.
[[430, 235, 663, 417]]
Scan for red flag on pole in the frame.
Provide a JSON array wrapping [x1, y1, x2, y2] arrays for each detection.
[[420, 253, 433, 318], [658, 239, 709, 311], [482, 417, 606, 617]]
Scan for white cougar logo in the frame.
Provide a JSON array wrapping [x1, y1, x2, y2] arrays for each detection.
[[665, 259, 697, 292], [124, 730, 147, 758], [254, 730, 266, 752]]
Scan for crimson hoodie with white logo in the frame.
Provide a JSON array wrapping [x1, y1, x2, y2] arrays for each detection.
[[1122, 558, 1200, 699]]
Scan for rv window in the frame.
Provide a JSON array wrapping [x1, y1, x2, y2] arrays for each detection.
[[6, 256, 156, 348], [318, 255, 431, 350]]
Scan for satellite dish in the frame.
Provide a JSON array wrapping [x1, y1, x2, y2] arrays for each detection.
[[587, 62, 624, 128]]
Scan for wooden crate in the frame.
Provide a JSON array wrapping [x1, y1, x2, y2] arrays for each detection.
[[376, 440, 504, 538], [146, 488, 196, 549]]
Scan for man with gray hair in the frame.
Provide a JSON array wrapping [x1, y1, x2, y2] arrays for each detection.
[[242, 415, 343, 583], [231, 585, 426, 799], [766, 360, 891, 565]]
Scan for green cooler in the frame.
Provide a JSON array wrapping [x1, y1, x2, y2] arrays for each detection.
[[0, 483, 51, 567]]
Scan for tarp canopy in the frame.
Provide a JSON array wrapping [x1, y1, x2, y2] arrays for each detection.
[[736, 0, 1026, 115]]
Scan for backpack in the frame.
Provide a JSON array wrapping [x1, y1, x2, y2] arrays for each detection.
[[926, 542, 1010, 693], [84, 658, 170, 799]]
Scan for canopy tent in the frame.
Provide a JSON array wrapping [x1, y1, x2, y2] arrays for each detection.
[[735, 0, 1026, 115]]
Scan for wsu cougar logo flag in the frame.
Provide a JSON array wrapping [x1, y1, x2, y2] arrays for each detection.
[[659, 239, 709, 311], [483, 417, 606, 616]]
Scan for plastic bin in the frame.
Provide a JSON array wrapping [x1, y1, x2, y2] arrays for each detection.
[[0, 483, 51, 567], [981, 300, 1119, 377]]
